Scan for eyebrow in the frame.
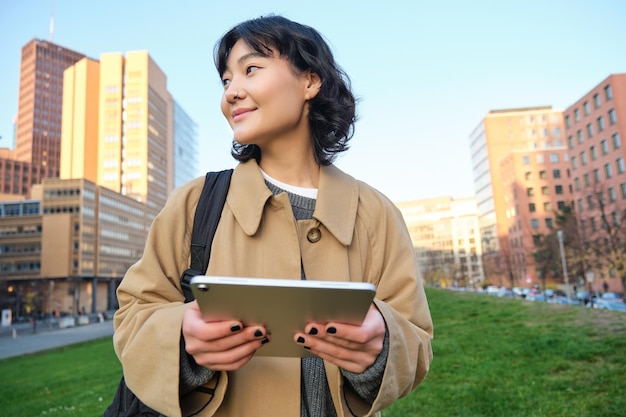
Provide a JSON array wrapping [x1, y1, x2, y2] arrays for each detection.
[[237, 51, 269, 65]]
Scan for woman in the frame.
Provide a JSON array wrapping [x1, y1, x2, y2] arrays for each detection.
[[113, 15, 433, 417]]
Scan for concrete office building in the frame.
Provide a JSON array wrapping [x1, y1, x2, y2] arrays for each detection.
[[564, 73, 626, 292], [0, 178, 149, 317], [396, 196, 484, 288], [470, 106, 568, 286], [0, 39, 85, 198]]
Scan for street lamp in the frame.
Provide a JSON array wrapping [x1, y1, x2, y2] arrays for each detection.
[[557, 230, 572, 300]]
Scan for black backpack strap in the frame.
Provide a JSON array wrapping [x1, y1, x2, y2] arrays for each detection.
[[181, 169, 233, 302]]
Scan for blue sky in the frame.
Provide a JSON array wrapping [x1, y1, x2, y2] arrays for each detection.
[[1, 0, 625, 203]]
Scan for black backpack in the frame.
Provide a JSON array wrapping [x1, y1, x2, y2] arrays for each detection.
[[102, 169, 233, 417]]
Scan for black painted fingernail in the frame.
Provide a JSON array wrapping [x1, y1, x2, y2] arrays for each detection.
[[308, 327, 318, 335], [261, 337, 270, 344], [303, 346, 311, 350], [254, 329, 263, 337], [231, 324, 241, 332], [327, 327, 337, 334], [297, 336, 305, 344]]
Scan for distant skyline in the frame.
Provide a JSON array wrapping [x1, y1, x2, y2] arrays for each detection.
[[1, 0, 626, 202]]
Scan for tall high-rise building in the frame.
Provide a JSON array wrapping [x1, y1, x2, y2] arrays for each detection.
[[564, 73, 626, 292], [0, 39, 84, 199], [173, 101, 199, 189], [61, 51, 197, 219], [14, 39, 85, 179], [470, 106, 569, 286]]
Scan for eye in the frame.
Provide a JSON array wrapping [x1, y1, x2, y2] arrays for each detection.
[[221, 78, 231, 88], [246, 65, 259, 75]]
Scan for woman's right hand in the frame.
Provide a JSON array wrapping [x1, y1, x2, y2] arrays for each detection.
[[182, 301, 269, 371]]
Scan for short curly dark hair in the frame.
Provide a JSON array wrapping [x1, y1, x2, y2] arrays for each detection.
[[214, 15, 357, 165]]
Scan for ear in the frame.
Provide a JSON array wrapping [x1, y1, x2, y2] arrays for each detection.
[[303, 71, 322, 100]]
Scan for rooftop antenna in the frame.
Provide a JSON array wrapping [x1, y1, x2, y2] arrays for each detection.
[[49, 2, 54, 42]]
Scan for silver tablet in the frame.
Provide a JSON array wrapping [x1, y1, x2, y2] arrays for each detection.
[[190, 276, 376, 358]]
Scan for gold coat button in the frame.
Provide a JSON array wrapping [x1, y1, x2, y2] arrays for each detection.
[[307, 227, 321, 243]]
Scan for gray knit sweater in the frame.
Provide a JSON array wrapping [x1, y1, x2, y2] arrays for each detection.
[[180, 181, 389, 416]]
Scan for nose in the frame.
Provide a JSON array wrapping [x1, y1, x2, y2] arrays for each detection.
[[225, 87, 242, 103]]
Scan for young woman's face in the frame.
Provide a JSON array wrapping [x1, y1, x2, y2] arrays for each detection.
[[220, 39, 319, 150]]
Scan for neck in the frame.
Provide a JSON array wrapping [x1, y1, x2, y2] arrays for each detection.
[[259, 151, 320, 189]]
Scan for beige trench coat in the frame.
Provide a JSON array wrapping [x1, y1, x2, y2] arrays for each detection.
[[113, 160, 433, 417]]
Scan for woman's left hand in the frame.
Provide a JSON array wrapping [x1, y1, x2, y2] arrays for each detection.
[[294, 303, 386, 373]]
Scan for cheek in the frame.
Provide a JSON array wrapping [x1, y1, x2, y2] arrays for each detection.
[[220, 97, 232, 124]]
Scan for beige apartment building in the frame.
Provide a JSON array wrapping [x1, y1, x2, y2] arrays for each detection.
[[0, 178, 148, 318], [470, 106, 569, 287], [61, 51, 175, 221], [564, 73, 626, 293], [396, 196, 484, 288]]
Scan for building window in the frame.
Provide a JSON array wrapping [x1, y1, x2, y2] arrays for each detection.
[[525, 171, 532, 180], [593, 93, 601, 108], [608, 109, 617, 125], [605, 163, 613, 179], [590, 145, 597, 160], [590, 217, 596, 232], [557, 201, 566, 210], [594, 169, 601, 183], [583, 101, 590, 115], [574, 108, 581, 121], [586, 123, 594, 139], [577, 130, 584, 144], [621, 183, 626, 199], [552, 127, 561, 138], [587, 195, 594, 209], [536, 154, 545, 164], [605, 84, 613, 100], [613, 133, 622, 149], [550, 153, 559, 163], [577, 198, 584, 212], [553, 169, 561, 179], [617, 157, 625, 174], [545, 218, 554, 228], [529, 203, 536, 212], [555, 185, 564, 195], [597, 116, 605, 132], [539, 170, 547, 179], [601, 139, 609, 155], [544, 202, 552, 211], [523, 155, 530, 165], [565, 115, 571, 128], [527, 188, 534, 196], [584, 173, 590, 186], [531, 218, 539, 229], [541, 186, 549, 195], [609, 187, 617, 202], [580, 151, 587, 166], [574, 177, 581, 191]]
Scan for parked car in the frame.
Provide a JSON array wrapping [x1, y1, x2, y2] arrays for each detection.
[[601, 292, 624, 302], [576, 291, 600, 305], [550, 296, 580, 306], [592, 298, 626, 312]]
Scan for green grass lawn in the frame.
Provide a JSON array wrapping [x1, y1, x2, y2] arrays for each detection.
[[1, 288, 625, 416]]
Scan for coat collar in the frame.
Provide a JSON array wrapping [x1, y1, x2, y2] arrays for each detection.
[[228, 160, 359, 245]]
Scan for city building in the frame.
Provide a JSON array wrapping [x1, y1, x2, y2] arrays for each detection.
[[564, 73, 626, 292], [396, 196, 484, 288], [0, 178, 149, 317], [60, 51, 199, 219], [470, 106, 569, 287], [173, 101, 199, 189], [0, 39, 85, 198]]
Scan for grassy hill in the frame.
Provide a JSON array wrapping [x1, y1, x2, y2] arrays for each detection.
[[1, 288, 624, 416]]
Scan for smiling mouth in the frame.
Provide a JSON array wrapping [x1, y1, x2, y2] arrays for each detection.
[[232, 108, 254, 120]]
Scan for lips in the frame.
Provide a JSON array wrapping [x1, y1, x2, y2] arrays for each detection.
[[232, 107, 255, 121]]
